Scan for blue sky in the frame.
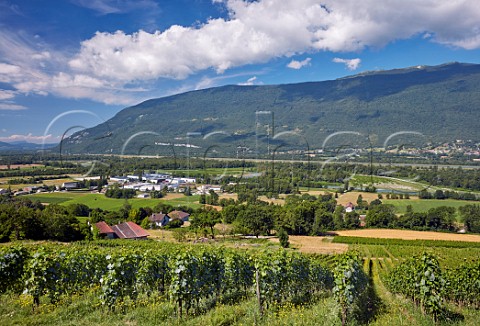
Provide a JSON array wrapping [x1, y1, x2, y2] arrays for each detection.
[[1, 0, 480, 143]]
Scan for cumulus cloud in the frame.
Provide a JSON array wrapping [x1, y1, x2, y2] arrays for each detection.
[[0, 133, 58, 144], [238, 76, 257, 86], [287, 57, 312, 69], [68, 0, 480, 86], [2, 0, 480, 106], [333, 58, 361, 70]]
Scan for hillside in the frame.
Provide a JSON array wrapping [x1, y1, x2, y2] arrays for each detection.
[[61, 62, 480, 157]]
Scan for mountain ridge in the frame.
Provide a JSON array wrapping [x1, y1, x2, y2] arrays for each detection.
[[60, 62, 480, 157]]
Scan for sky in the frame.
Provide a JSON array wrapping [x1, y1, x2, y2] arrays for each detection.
[[1, 0, 480, 144]]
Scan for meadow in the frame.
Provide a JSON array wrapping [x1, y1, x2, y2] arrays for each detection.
[[26, 192, 203, 210]]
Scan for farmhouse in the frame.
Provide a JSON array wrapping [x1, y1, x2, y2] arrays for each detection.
[[168, 210, 190, 222], [147, 210, 190, 228], [149, 213, 169, 227], [95, 221, 116, 239], [93, 221, 149, 240], [111, 222, 149, 239]]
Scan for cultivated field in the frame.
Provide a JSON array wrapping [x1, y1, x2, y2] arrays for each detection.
[[270, 235, 348, 254], [336, 228, 480, 242], [336, 191, 380, 205]]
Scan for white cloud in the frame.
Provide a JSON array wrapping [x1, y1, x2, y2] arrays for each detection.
[[0, 62, 21, 75], [287, 57, 311, 69], [0, 90, 16, 100], [0, 133, 58, 144], [0, 103, 27, 111], [238, 76, 257, 86], [67, 0, 480, 87], [2, 0, 480, 106], [333, 58, 361, 70]]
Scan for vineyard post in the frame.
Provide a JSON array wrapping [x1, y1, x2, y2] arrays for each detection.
[[255, 269, 263, 315]]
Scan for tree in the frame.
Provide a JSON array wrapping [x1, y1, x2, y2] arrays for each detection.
[[234, 205, 274, 237], [140, 217, 150, 230], [365, 204, 396, 228], [312, 210, 333, 234], [190, 208, 221, 238], [333, 206, 345, 230], [277, 228, 289, 248], [459, 204, 480, 233], [426, 206, 456, 231], [128, 208, 142, 224], [344, 211, 360, 229], [67, 203, 90, 217]]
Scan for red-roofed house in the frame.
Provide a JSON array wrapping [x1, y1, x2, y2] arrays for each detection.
[[94, 221, 149, 240], [111, 222, 149, 240], [95, 221, 116, 239]]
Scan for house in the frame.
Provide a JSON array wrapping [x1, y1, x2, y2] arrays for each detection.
[[148, 213, 169, 227], [95, 221, 116, 239], [168, 210, 190, 222], [344, 202, 355, 213], [94, 221, 149, 239], [111, 222, 149, 239]]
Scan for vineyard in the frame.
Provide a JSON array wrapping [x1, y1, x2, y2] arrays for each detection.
[[1, 239, 480, 325]]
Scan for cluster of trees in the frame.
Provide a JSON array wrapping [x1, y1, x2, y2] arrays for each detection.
[[365, 204, 457, 232], [415, 167, 480, 192], [199, 190, 219, 205], [418, 189, 477, 201], [0, 197, 86, 242], [220, 193, 360, 237], [105, 184, 136, 199]]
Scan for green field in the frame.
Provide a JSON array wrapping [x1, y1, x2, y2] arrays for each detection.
[[26, 192, 202, 210], [384, 198, 475, 214]]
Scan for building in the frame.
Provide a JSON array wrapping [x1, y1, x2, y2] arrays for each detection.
[[111, 222, 149, 239], [110, 176, 129, 183], [168, 210, 190, 222], [93, 221, 149, 240], [94, 221, 116, 239], [344, 202, 355, 213], [62, 182, 79, 190], [148, 213, 169, 227]]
